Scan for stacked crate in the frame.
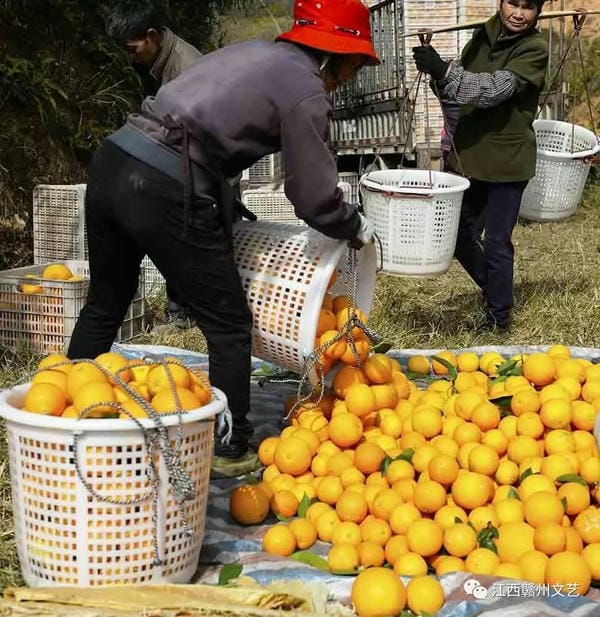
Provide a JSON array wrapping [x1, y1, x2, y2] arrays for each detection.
[[457, 0, 498, 52], [33, 185, 163, 296], [0, 260, 145, 353]]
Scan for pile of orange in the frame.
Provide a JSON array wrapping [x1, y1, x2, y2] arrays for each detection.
[[230, 345, 600, 617], [20, 352, 211, 419]]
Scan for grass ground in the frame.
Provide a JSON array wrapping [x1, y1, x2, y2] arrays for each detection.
[[0, 183, 598, 589]]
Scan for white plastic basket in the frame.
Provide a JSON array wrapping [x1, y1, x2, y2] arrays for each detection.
[[361, 169, 470, 276], [232, 221, 377, 374], [0, 261, 145, 353], [519, 120, 600, 222], [0, 383, 225, 587], [33, 185, 165, 296]]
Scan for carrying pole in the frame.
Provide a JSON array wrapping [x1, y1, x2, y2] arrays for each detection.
[[401, 10, 600, 38]]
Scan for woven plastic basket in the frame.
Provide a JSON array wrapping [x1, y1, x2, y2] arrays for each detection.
[[0, 261, 145, 353], [0, 384, 226, 587], [232, 221, 377, 375], [520, 120, 600, 222], [361, 169, 470, 276]]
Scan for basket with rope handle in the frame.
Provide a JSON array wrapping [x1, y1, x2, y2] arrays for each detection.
[[0, 357, 229, 587]]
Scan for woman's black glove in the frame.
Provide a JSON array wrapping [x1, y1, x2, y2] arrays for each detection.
[[413, 45, 449, 80]]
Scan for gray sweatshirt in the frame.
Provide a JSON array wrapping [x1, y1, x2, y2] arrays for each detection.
[[114, 40, 360, 241]]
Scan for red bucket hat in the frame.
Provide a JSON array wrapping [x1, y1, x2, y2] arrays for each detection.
[[277, 0, 380, 66]]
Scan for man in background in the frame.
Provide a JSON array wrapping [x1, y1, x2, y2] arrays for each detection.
[[107, 1, 202, 329]]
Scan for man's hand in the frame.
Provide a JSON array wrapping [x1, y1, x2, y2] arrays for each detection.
[[349, 213, 375, 249], [413, 45, 449, 80]]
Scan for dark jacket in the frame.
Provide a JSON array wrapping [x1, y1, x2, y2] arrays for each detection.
[[110, 40, 360, 240], [448, 14, 549, 182]]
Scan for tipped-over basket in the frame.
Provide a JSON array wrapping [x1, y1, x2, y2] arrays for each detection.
[[361, 169, 470, 276], [232, 221, 377, 375]]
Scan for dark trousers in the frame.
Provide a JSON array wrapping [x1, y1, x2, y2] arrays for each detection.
[[67, 141, 253, 456], [454, 179, 528, 326]]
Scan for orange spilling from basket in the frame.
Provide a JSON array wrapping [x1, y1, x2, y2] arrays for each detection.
[[231, 344, 600, 617], [21, 352, 212, 419]]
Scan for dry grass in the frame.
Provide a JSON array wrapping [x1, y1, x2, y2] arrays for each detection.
[[0, 184, 598, 590]]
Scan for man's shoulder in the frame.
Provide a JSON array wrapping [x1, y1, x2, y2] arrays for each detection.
[[172, 32, 203, 68]]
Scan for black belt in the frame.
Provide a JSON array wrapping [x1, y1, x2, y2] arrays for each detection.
[[108, 124, 256, 243]]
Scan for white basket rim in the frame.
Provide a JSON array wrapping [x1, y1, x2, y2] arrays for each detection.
[[533, 119, 600, 160], [537, 143, 600, 160], [0, 383, 226, 432], [360, 170, 471, 197]]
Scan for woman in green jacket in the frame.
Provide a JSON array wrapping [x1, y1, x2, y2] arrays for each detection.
[[414, 0, 549, 332]]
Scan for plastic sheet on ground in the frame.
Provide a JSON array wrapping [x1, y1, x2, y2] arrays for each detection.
[[113, 344, 600, 617]]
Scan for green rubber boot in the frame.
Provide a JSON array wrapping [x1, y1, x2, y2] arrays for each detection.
[[210, 450, 261, 479]]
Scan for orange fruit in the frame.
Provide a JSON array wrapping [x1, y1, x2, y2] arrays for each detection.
[[534, 523, 566, 556], [315, 509, 341, 542], [522, 353, 556, 386], [358, 541, 385, 567], [360, 515, 392, 546], [332, 365, 368, 398], [406, 576, 445, 616], [523, 491, 565, 528], [557, 482, 590, 516], [146, 362, 191, 396], [428, 454, 459, 486], [496, 521, 536, 563], [23, 382, 67, 416], [273, 437, 312, 476], [345, 383, 376, 418], [434, 555, 465, 576], [351, 567, 406, 617], [94, 352, 132, 383], [354, 442, 387, 475], [332, 521, 362, 546], [412, 480, 447, 514], [316, 476, 344, 506], [316, 308, 337, 337], [573, 507, 600, 544], [230, 484, 270, 525], [73, 381, 117, 418], [270, 490, 299, 518], [66, 361, 108, 400], [340, 340, 371, 367], [336, 491, 369, 524], [363, 354, 393, 384], [464, 547, 500, 575], [38, 353, 71, 375], [451, 472, 492, 511], [150, 387, 201, 413], [319, 330, 347, 359], [369, 488, 403, 521], [262, 524, 296, 557], [406, 518, 443, 557], [31, 370, 68, 396], [42, 263, 73, 280], [443, 523, 478, 557], [393, 552, 428, 577], [336, 307, 368, 338], [545, 551, 591, 595], [258, 436, 280, 467], [384, 535, 409, 565], [431, 350, 457, 376], [328, 413, 363, 448], [517, 550, 549, 584], [328, 543, 360, 573], [288, 518, 317, 550]]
